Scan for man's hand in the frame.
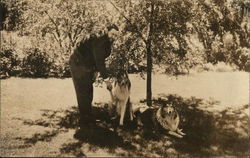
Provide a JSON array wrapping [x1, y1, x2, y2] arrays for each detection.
[[92, 71, 98, 82], [105, 80, 112, 91], [99, 71, 108, 79]]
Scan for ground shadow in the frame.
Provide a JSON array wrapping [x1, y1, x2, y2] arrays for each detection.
[[59, 141, 86, 157], [142, 94, 250, 157], [14, 94, 250, 157], [13, 103, 135, 156]]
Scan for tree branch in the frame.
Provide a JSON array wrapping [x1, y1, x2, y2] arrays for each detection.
[[108, 0, 147, 44], [44, 11, 63, 48], [74, 26, 85, 41]]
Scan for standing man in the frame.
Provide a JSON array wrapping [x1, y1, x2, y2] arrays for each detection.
[[69, 25, 119, 138]]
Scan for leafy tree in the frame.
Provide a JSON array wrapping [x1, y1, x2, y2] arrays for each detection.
[[4, 0, 249, 105], [13, 0, 115, 72], [191, 0, 250, 66], [108, 0, 205, 106], [107, 0, 249, 106], [1, 0, 26, 31]]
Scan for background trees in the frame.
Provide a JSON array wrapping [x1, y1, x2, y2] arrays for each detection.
[[191, 0, 250, 70], [107, 0, 249, 105], [108, 0, 205, 105], [1, 0, 249, 105]]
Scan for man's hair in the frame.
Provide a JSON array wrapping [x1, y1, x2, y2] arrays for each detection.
[[107, 24, 119, 32], [77, 24, 119, 46]]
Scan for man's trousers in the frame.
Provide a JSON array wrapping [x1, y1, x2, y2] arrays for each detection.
[[69, 52, 95, 127]]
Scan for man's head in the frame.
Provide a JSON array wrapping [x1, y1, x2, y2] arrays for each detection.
[[107, 24, 119, 32], [107, 24, 120, 42]]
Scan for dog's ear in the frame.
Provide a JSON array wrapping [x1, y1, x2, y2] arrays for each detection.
[[128, 80, 131, 89], [160, 106, 167, 118], [125, 70, 129, 78], [114, 71, 120, 79], [117, 70, 124, 77], [162, 103, 167, 108]]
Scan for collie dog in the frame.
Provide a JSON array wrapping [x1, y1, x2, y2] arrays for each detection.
[[134, 103, 186, 138], [106, 71, 133, 126], [156, 103, 185, 138]]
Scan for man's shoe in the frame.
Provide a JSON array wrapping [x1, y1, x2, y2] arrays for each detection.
[[73, 127, 92, 140], [79, 114, 96, 127], [74, 123, 111, 140], [74, 123, 123, 147]]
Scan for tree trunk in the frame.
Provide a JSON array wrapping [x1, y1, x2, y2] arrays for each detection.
[[146, 44, 152, 106], [146, 1, 154, 106]]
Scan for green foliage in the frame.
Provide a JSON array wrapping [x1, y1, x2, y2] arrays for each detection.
[[191, 0, 249, 70], [50, 60, 71, 78], [17, 0, 114, 56], [107, 31, 147, 76], [111, 0, 249, 74], [1, 0, 26, 31], [0, 1, 8, 30], [230, 47, 249, 71], [0, 48, 21, 78], [21, 48, 53, 78], [1, 0, 249, 79], [109, 0, 206, 75]]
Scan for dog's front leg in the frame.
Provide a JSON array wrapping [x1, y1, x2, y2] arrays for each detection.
[[106, 82, 118, 118], [128, 101, 134, 121], [119, 99, 128, 126], [106, 82, 114, 102], [177, 128, 186, 136], [168, 131, 183, 138]]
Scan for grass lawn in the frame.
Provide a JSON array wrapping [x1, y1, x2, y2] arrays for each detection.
[[0, 71, 249, 157]]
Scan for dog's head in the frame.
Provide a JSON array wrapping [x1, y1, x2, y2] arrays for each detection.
[[115, 70, 131, 87], [156, 103, 180, 131], [160, 103, 178, 119]]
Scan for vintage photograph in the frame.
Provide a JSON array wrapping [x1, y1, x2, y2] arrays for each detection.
[[0, 0, 249, 157]]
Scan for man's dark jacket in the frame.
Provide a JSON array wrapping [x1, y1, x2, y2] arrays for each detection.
[[75, 34, 112, 78]]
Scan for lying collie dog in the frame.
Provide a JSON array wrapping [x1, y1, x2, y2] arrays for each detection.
[[106, 71, 133, 126], [134, 103, 186, 138]]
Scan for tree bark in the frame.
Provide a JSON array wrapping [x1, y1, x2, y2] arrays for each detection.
[[146, 44, 152, 106], [146, 1, 154, 106]]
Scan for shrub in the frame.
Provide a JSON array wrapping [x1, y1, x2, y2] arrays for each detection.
[[205, 47, 249, 72], [21, 48, 53, 77], [50, 60, 71, 78], [231, 48, 249, 71], [63, 62, 71, 77], [0, 48, 21, 78]]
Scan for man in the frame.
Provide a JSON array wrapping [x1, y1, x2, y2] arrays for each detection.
[[69, 25, 119, 139]]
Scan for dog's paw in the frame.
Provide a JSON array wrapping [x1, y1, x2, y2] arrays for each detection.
[[177, 128, 186, 136], [119, 122, 124, 126], [111, 115, 118, 120], [130, 116, 134, 121], [168, 131, 183, 138], [130, 113, 134, 121]]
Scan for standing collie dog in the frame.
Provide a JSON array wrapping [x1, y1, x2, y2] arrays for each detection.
[[106, 71, 133, 126]]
